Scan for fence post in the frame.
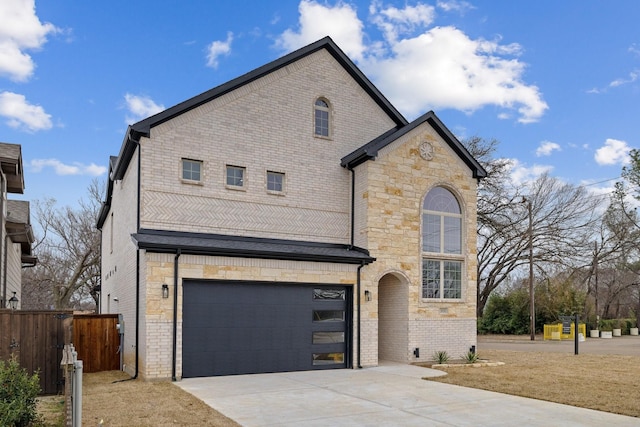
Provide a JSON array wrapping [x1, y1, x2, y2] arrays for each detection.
[[60, 344, 83, 427], [73, 359, 83, 427]]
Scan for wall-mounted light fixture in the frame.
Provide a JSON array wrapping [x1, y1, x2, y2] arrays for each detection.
[[162, 284, 169, 299], [364, 290, 371, 302], [7, 292, 18, 310]]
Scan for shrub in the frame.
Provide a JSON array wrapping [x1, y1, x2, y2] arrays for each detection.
[[432, 351, 450, 364], [0, 357, 42, 427], [462, 351, 479, 364]]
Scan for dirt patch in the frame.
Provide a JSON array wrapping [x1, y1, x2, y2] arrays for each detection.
[[427, 349, 640, 418], [81, 371, 239, 427]]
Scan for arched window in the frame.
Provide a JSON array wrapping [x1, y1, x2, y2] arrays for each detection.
[[314, 98, 330, 137], [422, 187, 463, 300]]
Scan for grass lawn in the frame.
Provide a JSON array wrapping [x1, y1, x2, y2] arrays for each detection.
[[427, 349, 640, 418]]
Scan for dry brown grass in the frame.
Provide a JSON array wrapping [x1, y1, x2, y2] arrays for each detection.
[[37, 348, 640, 425], [427, 350, 640, 418], [81, 371, 239, 427]]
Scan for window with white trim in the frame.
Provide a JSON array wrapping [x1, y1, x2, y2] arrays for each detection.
[[422, 186, 463, 300], [266, 171, 284, 193], [182, 159, 202, 182], [226, 165, 245, 188], [314, 98, 330, 137]]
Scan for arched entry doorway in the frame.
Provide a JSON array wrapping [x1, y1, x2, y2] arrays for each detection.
[[378, 272, 409, 363]]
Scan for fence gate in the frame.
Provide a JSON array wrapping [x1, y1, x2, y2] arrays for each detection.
[[0, 310, 73, 395], [72, 314, 120, 373]]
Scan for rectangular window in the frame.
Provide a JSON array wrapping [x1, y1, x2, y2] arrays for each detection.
[[315, 109, 329, 137], [422, 260, 440, 298], [313, 289, 345, 300], [312, 353, 344, 365], [422, 259, 462, 300], [313, 310, 345, 322], [423, 214, 440, 252], [312, 332, 345, 344], [443, 216, 462, 254], [182, 159, 202, 182], [226, 165, 245, 188], [266, 171, 284, 192], [443, 261, 462, 298]]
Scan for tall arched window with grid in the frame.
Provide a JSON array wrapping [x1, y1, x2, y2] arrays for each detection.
[[422, 186, 464, 300], [314, 98, 330, 137]]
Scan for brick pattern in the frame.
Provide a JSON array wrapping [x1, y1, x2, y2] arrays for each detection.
[[378, 273, 408, 362], [138, 49, 396, 242], [100, 150, 140, 376], [409, 318, 477, 363]]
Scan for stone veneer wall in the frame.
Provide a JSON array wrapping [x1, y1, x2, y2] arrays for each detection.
[[356, 122, 479, 366], [141, 252, 358, 379]]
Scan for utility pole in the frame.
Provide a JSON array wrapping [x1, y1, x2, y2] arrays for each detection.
[[594, 241, 599, 329], [528, 199, 534, 341]]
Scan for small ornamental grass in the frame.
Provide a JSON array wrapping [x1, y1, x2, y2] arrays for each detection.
[[0, 357, 42, 427], [432, 350, 450, 364], [462, 350, 480, 364]]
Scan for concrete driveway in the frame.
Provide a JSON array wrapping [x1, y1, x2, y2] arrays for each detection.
[[176, 362, 639, 426]]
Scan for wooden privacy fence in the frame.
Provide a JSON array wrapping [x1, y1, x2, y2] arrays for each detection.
[[1, 311, 121, 395], [73, 314, 120, 373], [0, 310, 73, 395]]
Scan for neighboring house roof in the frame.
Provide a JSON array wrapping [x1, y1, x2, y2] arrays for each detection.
[[132, 229, 375, 265], [341, 111, 487, 179], [6, 199, 35, 257], [0, 142, 24, 194]]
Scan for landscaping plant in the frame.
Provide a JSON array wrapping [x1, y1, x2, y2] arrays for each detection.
[[462, 350, 479, 364], [432, 350, 450, 364], [0, 357, 42, 427]]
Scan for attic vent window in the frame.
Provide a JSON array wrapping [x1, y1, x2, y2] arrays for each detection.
[[314, 98, 330, 138]]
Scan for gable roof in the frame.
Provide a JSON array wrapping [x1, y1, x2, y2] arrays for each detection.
[[110, 36, 408, 182], [341, 110, 487, 179]]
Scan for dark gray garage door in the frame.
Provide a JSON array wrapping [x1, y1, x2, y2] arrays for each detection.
[[182, 280, 351, 377]]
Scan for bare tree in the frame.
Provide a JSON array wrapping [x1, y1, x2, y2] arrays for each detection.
[[21, 180, 103, 310], [464, 137, 604, 316]]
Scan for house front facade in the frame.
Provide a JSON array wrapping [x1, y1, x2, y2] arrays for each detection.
[[97, 37, 485, 380]]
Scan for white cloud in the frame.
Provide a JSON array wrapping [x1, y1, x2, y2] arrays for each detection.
[[30, 159, 106, 176], [609, 70, 639, 88], [370, 1, 435, 43], [0, 91, 51, 131], [506, 158, 553, 187], [594, 138, 631, 166], [275, 1, 548, 123], [124, 93, 165, 125], [276, 0, 366, 62], [437, 0, 475, 14], [536, 141, 561, 157], [206, 32, 233, 69], [0, 0, 59, 81]]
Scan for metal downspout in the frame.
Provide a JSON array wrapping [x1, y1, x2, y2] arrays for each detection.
[[357, 262, 364, 368], [172, 249, 181, 381], [0, 172, 4, 307], [133, 136, 141, 379], [350, 167, 364, 368]]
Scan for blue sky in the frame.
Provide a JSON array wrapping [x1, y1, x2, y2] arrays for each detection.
[[2, 0, 639, 209]]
